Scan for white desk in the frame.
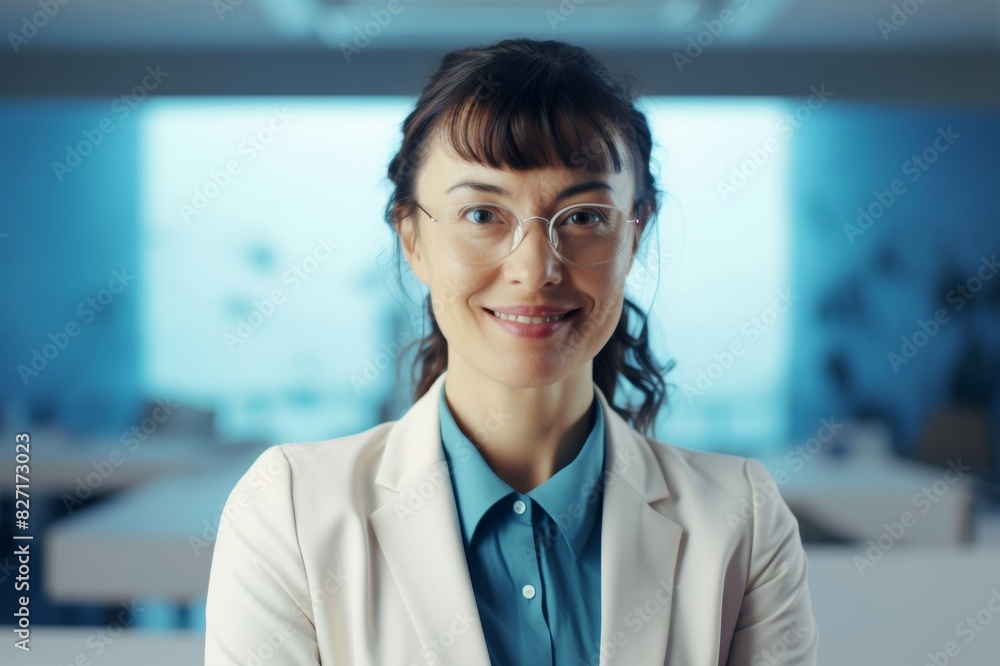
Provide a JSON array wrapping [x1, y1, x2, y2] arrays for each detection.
[[756, 453, 975, 544], [0, 427, 258, 494], [805, 543, 1000, 665], [0, 626, 204, 665], [31, 545, 1000, 665], [45, 459, 259, 603], [44, 449, 980, 603]]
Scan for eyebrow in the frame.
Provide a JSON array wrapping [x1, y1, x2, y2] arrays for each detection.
[[445, 179, 615, 200]]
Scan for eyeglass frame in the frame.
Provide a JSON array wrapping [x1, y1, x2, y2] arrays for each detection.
[[411, 199, 643, 266]]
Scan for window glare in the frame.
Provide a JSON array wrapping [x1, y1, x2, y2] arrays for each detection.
[[142, 96, 789, 453]]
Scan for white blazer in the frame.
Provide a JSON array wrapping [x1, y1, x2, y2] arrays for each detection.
[[205, 370, 820, 665]]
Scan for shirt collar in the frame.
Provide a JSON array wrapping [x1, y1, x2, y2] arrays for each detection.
[[438, 387, 605, 560]]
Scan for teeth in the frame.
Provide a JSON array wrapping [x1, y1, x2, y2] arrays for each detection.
[[491, 310, 570, 324]]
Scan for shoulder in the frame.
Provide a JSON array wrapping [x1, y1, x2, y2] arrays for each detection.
[[637, 435, 792, 538], [238, 419, 396, 493], [643, 435, 774, 497], [280, 420, 396, 479], [224, 420, 398, 530]]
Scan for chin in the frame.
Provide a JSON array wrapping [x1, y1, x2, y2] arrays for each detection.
[[486, 355, 583, 389]]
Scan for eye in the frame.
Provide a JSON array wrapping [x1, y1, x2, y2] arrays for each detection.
[[564, 207, 608, 225], [461, 206, 501, 225]]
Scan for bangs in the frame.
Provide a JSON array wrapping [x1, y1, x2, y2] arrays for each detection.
[[435, 63, 631, 176]]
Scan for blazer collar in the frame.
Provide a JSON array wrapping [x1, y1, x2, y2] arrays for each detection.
[[374, 370, 671, 505], [438, 383, 606, 559], [369, 370, 682, 665]]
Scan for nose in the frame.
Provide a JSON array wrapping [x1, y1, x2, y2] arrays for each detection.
[[502, 216, 563, 288]]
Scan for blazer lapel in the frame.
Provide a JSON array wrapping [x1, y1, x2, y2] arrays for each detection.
[[370, 372, 682, 666], [369, 372, 492, 665], [594, 385, 683, 666]]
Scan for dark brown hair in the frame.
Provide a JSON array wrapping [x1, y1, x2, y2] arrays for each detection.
[[382, 37, 674, 435]]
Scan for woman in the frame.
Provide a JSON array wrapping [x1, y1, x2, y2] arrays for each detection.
[[205, 38, 820, 665]]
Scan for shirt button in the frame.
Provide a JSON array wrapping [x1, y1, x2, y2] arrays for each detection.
[[512, 500, 526, 515], [522, 584, 536, 599]]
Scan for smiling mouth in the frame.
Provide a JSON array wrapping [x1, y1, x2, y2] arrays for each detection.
[[485, 309, 580, 324]]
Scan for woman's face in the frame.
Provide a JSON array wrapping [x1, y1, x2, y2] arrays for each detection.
[[400, 132, 644, 389]]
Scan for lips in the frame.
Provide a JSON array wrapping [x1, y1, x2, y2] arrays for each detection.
[[485, 305, 579, 317], [488, 309, 576, 324], [483, 306, 580, 338]]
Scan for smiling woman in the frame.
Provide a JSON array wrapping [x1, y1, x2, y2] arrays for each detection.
[[205, 37, 820, 665]]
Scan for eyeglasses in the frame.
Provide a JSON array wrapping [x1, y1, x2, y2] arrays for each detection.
[[413, 200, 640, 266]]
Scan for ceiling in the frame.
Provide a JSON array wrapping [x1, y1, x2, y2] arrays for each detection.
[[0, 0, 996, 50]]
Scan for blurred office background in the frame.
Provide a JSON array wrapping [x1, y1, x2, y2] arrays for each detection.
[[0, 0, 998, 663]]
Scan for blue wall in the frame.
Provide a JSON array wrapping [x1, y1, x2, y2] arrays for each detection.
[[0, 101, 143, 435], [787, 103, 1000, 456]]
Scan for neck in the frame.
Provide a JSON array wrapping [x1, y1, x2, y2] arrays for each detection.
[[442, 360, 596, 494]]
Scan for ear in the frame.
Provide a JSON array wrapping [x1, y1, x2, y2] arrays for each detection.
[[624, 207, 647, 275], [399, 215, 430, 286], [630, 209, 646, 257], [635, 202, 650, 240]]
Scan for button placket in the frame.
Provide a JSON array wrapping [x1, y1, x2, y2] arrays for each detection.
[[510, 494, 538, 611], [502, 495, 552, 664]]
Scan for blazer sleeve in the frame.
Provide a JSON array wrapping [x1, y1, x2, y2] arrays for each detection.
[[205, 444, 321, 665], [726, 457, 821, 665]]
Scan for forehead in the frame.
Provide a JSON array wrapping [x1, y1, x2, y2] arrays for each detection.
[[416, 129, 635, 200]]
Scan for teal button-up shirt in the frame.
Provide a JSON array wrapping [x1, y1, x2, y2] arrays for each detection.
[[438, 388, 605, 666]]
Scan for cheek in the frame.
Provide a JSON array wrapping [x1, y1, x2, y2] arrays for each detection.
[[428, 272, 483, 329], [577, 274, 627, 349], [590, 296, 625, 348], [588, 260, 631, 300]]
